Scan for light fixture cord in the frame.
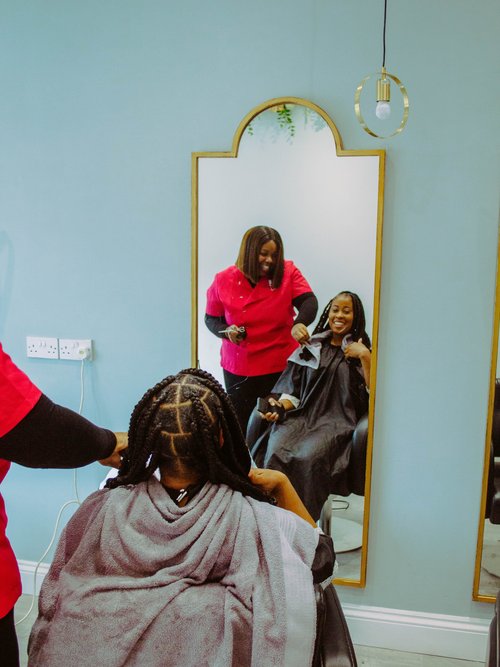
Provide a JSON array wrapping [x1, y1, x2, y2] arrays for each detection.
[[382, 0, 387, 68]]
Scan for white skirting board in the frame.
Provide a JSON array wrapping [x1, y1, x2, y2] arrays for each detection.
[[18, 560, 490, 661], [18, 559, 50, 596], [342, 602, 490, 663]]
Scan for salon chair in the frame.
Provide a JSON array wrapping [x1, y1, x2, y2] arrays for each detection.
[[247, 407, 368, 496], [247, 407, 359, 665], [246, 405, 369, 538], [485, 590, 500, 667], [314, 583, 358, 667], [486, 380, 500, 523]]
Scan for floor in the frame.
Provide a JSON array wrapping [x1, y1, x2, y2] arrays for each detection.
[[479, 517, 500, 598], [354, 646, 483, 666], [327, 493, 364, 582], [14, 595, 484, 667]]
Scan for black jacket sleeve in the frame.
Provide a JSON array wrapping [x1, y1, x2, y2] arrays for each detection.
[[0, 394, 116, 468], [204, 313, 229, 339], [292, 292, 318, 326]]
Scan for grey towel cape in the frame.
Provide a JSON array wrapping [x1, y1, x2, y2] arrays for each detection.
[[28, 478, 318, 667]]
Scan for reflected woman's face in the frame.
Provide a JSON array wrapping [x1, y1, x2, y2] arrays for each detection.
[[258, 240, 277, 277], [328, 294, 354, 339]]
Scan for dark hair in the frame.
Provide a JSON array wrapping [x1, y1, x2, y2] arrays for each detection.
[[312, 291, 371, 347], [106, 368, 270, 503], [235, 226, 284, 288]]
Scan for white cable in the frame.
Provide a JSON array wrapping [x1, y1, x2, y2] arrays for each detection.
[[78, 357, 85, 414], [15, 358, 87, 626], [72, 468, 80, 506], [15, 499, 79, 625]]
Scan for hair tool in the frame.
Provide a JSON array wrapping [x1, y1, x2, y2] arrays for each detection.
[[256, 397, 286, 422], [219, 325, 247, 341]]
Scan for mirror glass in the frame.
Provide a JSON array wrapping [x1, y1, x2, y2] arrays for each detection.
[[192, 98, 385, 586], [474, 246, 500, 601]]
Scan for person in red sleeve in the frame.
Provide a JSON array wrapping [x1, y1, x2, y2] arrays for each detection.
[[0, 342, 126, 667], [205, 226, 318, 431]]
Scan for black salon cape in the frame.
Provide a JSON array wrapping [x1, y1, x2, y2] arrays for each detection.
[[251, 331, 368, 521]]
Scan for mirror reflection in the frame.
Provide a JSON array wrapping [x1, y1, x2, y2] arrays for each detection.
[[474, 254, 500, 601], [192, 99, 385, 586]]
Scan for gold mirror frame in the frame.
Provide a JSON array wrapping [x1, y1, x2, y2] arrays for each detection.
[[191, 97, 385, 587], [473, 231, 500, 602]]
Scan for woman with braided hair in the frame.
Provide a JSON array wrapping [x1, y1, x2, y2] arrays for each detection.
[[251, 291, 371, 521], [28, 369, 334, 667]]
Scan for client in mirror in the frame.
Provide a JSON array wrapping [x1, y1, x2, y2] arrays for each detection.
[[28, 369, 334, 667], [250, 291, 371, 521], [204, 225, 318, 431]]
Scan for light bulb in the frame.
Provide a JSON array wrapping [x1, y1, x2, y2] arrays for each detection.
[[375, 100, 391, 120]]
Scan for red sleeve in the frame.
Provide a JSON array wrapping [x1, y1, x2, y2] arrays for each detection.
[[0, 343, 42, 437], [205, 273, 225, 317], [289, 262, 313, 299]]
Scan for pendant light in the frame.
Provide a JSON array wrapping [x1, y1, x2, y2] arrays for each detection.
[[354, 0, 409, 138]]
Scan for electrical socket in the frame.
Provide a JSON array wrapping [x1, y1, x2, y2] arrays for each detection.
[[26, 336, 59, 359], [59, 338, 93, 361]]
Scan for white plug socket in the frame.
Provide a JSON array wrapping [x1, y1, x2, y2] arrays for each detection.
[[59, 339, 93, 361], [26, 336, 59, 359]]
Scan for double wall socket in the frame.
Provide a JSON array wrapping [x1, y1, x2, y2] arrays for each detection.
[[59, 339, 92, 361], [26, 337, 93, 360], [26, 336, 59, 359]]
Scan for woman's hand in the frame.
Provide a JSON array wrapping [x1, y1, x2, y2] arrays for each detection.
[[261, 397, 282, 422], [291, 323, 310, 344], [260, 397, 294, 422], [248, 468, 317, 527], [343, 338, 370, 361], [344, 338, 371, 388], [98, 432, 128, 468], [226, 324, 243, 344], [248, 468, 288, 495]]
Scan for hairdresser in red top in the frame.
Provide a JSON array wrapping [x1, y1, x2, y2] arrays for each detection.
[[0, 342, 126, 667], [205, 226, 318, 431]]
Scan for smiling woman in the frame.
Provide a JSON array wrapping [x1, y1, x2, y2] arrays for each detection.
[[204, 225, 318, 430], [250, 291, 371, 521]]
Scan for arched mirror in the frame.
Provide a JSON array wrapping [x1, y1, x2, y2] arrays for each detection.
[[191, 97, 385, 586], [474, 233, 500, 601]]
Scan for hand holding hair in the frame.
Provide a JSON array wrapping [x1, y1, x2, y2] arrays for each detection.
[[98, 432, 128, 468], [291, 322, 310, 344]]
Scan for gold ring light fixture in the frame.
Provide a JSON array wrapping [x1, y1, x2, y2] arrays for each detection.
[[354, 0, 410, 139]]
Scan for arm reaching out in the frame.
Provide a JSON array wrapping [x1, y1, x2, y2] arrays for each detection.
[[248, 468, 316, 528], [98, 432, 128, 468]]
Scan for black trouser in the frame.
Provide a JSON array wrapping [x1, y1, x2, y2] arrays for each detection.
[[223, 370, 282, 434], [0, 608, 19, 667]]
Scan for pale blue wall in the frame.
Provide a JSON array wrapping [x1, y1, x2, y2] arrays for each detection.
[[1, 0, 499, 622]]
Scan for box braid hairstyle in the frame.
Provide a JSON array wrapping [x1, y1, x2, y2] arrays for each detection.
[[236, 225, 285, 288], [312, 291, 371, 348], [105, 368, 271, 503]]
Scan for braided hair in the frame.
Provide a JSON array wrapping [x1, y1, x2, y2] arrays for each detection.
[[312, 291, 371, 348], [106, 368, 270, 503]]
